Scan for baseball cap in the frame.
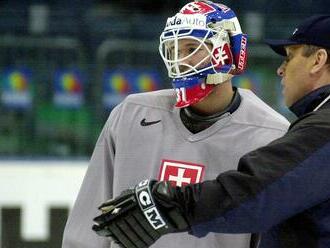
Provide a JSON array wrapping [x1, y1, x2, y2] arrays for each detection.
[[265, 15, 330, 56]]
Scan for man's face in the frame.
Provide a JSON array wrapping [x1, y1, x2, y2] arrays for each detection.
[[170, 38, 212, 75], [277, 45, 313, 107]]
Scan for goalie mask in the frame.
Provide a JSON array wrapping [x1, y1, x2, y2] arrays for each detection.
[[159, 0, 247, 108]]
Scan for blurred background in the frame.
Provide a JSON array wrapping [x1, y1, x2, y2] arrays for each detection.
[[0, 0, 329, 247], [1, 0, 330, 158]]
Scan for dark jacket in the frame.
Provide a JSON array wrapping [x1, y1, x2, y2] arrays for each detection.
[[183, 85, 330, 248]]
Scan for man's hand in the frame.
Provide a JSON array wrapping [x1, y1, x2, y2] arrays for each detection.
[[92, 179, 189, 248]]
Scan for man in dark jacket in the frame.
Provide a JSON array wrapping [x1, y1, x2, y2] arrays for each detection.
[[92, 15, 330, 248]]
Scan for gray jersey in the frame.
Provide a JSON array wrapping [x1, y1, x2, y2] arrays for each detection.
[[62, 88, 289, 248]]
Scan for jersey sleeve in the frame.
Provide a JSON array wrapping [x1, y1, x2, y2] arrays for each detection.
[[62, 104, 123, 248], [183, 111, 330, 237]]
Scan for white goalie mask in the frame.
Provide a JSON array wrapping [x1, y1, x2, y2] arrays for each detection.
[[159, 0, 247, 108], [160, 13, 232, 80]]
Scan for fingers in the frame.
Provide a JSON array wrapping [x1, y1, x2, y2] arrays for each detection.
[[92, 223, 112, 237], [117, 219, 147, 248], [126, 215, 154, 245], [93, 180, 166, 248], [109, 222, 136, 248], [94, 210, 158, 248]]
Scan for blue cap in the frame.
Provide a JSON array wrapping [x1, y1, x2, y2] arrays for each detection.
[[265, 15, 330, 56]]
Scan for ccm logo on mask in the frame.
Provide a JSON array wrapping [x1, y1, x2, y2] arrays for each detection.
[[136, 180, 166, 230]]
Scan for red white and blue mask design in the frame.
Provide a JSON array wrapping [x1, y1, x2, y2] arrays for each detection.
[[159, 0, 247, 107]]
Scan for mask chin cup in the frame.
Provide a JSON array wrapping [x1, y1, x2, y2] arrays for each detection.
[[173, 75, 215, 108], [172, 70, 234, 108]]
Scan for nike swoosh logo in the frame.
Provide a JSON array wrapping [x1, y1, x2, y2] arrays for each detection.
[[140, 118, 161, 126]]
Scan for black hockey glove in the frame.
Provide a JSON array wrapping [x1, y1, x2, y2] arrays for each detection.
[[92, 179, 189, 248]]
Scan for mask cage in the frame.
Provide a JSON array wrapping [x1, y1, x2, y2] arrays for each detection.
[[159, 27, 231, 79]]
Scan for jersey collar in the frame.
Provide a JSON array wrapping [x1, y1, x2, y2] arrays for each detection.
[[289, 84, 330, 117]]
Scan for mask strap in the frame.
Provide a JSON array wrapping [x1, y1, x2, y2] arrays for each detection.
[[206, 73, 233, 85]]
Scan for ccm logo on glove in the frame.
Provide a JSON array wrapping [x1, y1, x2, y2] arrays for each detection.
[[136, 180, 166, 230]]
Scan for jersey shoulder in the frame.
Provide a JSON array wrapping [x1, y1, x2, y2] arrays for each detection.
[[234, 88, 290, 131], [123, 89, 176, 111], [102, 89, 176, 138]]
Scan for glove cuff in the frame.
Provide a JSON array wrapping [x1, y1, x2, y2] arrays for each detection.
[[135, 179, 168, 230], [152, 181, 190, 232]]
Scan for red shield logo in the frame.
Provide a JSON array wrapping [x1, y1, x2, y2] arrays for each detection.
[[158, 160, 205, 187], [180, 2, 216, 15]]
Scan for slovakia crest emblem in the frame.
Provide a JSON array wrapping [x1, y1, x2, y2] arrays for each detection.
[[212, 43, 233, 68]]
